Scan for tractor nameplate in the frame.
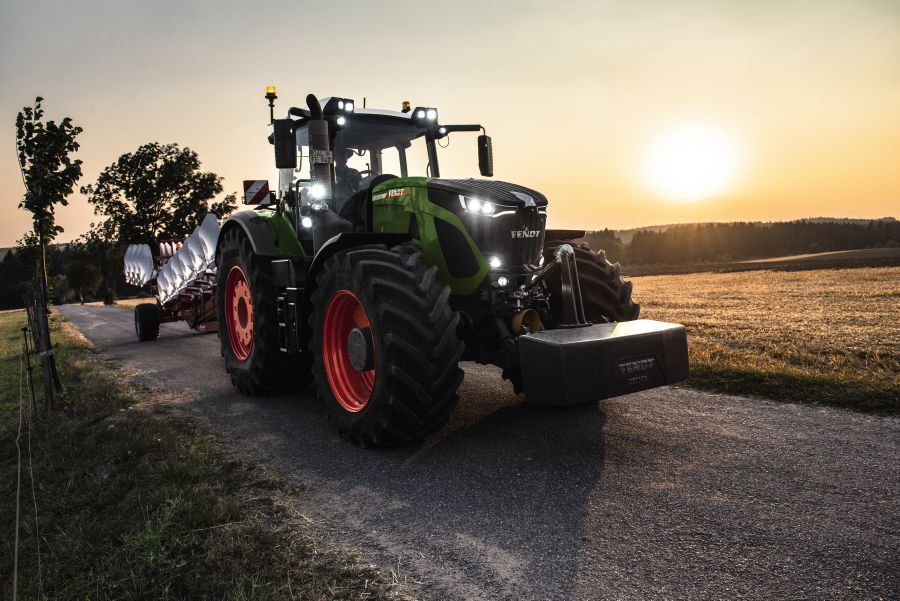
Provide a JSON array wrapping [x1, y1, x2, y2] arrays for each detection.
[[618, 358, 656, 375], [372, 189, 410, 202]]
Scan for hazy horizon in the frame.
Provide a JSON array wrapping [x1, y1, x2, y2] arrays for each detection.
[[2, 0, 898, 247]]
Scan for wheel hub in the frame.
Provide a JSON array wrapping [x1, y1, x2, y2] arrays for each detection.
[[323, 290, 375, 412], [226, 266, 253, 360]]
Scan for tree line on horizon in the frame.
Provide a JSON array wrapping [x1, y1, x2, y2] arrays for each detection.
[[581, 219, 900, 266]]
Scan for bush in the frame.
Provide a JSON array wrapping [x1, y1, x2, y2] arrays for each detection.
[[884, 239, 898, 248], [808, 243, 822, 254], [103, 287, 117, 305]]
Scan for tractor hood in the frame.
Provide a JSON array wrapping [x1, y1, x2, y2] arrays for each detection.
[[428, 179, 548, 208]]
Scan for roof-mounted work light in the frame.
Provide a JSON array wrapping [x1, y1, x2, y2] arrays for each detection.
[[322, 97, 356, 117], [411, 107, 438, 126]]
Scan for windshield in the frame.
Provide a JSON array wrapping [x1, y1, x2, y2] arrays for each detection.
[[289, 115, 431, 214]]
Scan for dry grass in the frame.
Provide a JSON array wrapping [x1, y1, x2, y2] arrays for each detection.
[[632, 267, 900, 413]]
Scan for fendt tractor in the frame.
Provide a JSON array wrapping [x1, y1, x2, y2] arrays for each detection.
[[125, 88, 689, 447]]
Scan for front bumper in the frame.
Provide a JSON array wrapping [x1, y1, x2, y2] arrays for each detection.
[[518, 320, 689, 406]]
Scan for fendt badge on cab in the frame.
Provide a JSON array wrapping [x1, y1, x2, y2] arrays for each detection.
[[511, 226, 540, 238]]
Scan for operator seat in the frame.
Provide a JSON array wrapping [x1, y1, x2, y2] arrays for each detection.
[[339, 174, 398, 231]]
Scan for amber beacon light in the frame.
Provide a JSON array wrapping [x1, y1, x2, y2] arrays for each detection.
[[265, 86, 277, 124]]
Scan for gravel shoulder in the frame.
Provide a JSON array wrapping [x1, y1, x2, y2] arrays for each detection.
[[59, 304, 900, 600]]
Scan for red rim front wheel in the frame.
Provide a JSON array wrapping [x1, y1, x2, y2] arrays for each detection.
[[226, 265, 253, 360], [323, 290, 375, 412]]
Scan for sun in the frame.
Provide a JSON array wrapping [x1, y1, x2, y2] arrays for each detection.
[[645, 127, 737, 201]]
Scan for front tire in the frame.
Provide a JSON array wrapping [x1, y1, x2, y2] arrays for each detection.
[[542, 240, 640, 325], [309, 244, 464, 447], [216, 228, 313, 395]]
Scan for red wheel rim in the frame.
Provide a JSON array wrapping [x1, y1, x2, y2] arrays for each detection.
[[226, 266, 253, 361], [323, 290, 375, 412]]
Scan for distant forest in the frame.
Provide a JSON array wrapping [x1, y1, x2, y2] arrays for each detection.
[[0, 245, 142, 311], [3, 218, 899, 310], [583, 219, 900, 266]]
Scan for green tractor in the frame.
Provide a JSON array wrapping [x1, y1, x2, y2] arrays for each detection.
[[214, 89, 688, 447]]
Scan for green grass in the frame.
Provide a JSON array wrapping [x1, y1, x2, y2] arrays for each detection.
[[676, 364, 900, 416], [1, 310, 408, 600]]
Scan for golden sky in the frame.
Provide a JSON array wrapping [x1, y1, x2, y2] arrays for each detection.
[[2, 0, 898, 247]]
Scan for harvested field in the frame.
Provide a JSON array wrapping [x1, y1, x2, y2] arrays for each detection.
[[632, 266, 900, 413]]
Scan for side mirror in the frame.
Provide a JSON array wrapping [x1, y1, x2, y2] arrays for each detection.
[[478, 135, 493, 177], [274, 119, 297, 169]]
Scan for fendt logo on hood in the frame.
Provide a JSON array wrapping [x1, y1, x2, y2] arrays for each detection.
[[511, 226, 540, 238]]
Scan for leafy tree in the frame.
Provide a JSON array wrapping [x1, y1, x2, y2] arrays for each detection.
[[16, 97, 83, 248], [808, 243, 822, 254], [69, 220, 128, 292], [80, 142, 235, 246], [66, 260, 103, 304], [51, 274, 73, 303]]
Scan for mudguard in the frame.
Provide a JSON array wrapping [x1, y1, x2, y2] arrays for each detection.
[[217, 210, 279, 258], [301, 232, 412, 310]]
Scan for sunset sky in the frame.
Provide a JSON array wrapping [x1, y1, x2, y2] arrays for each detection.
[[2, 0, 898, 247]]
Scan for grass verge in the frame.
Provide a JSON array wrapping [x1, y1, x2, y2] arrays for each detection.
[[675, 365, 900, 416], [1, 310, 408, 600]]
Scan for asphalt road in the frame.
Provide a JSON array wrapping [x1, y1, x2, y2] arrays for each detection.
[[59, 305, 899, 601]]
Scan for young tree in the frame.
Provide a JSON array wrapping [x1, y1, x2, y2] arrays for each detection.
[[80, 142, 234, 246], [16, 97, 83, 410]]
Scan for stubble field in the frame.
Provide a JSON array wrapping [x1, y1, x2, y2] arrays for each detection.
[[631, 266, 900, 414]]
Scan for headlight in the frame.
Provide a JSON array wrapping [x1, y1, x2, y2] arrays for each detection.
[[489, 256, 502, 269], [426, 109, 437, 120], [337, 116, 346, 125], [497, 276, 509, 287], [301, 217, 313, 228], [311, 184, 325, 198], [459, 195, 513, 217]]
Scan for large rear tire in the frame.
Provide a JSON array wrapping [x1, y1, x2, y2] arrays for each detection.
[[542, 240, 640, 325], [134, 303, 160, 341], [309, 244, 465, 447], [216, 228, 313, 395]]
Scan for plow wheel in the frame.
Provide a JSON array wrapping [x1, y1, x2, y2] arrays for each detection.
[[216, 228, 313, 395], [309, 244, 465, 447], [542, 240, 640, 325], [134, 303, 160, 341]]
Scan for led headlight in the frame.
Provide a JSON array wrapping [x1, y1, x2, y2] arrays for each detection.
[[345, 102, 354, 112], [301, 217, 313, 228], [311, 184, 325, 198], [426, 109, 437, 120], [481, 203, 494, 215], [337, 116, 346, 125], [466, 198, 482, 212], [489, 256, 502, 269], [497, 276, 509, 287]]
